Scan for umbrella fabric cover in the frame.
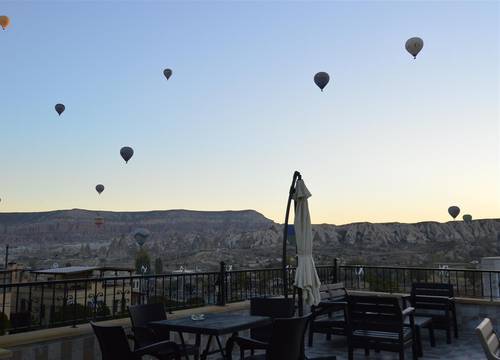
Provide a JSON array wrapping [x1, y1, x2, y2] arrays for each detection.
[[293, 179, 321, 305]]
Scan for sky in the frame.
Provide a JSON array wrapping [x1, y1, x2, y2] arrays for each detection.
[[0, 1, 499, 225]]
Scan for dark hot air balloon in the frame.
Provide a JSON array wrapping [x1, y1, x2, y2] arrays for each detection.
[[95, 184, 105, 195], [120, 146, 134, 163], [463, 214, 472, 222], [314, 72, 330, 92], [405, 37, 424, 59], [448, 206, 460, 220], [55, 104, 65, 116], [134, 228, 150, 247], [163, 68, 172, 80]]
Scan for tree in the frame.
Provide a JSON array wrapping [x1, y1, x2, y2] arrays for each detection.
[[135, 248, 151, 274], [0, 312, 10, 335], [154, 258, 164, 275]]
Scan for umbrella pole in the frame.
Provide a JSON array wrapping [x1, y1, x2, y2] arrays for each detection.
[[283, 171, 301, 298]]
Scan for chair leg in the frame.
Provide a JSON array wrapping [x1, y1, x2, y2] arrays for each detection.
[[428, 325, 435, 347], [453, 315, 459, 339], [415, 327, 423, 357], [364, 347, 370, 356], [411, 338, 418, 360], [308, 327, 314, 347], [446, 327, 451, 344], [399, 349, 405, 360], [348, 346, 354, 360]]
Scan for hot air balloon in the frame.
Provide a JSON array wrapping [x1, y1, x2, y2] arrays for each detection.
[[405, 37, 424, 59], [448, 206, 460, 220], [314, 72, 330, 92], [95, 184, 105, 195], [134, 228, 150, 247], [0, 16, 10, 30], [163, 68, 172, 80], [55, 104, 65, 116], [463, 214, 472, 222], [120, 146, 134, 163], [95, 216, 104, 227]]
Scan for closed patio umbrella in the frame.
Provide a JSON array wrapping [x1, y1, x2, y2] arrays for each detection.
[[293, 179, 321, 306]]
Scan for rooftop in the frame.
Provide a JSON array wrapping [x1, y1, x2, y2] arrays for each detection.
[[31, 265, 133, 275]]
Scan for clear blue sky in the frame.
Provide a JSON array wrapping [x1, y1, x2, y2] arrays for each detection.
[[0, 1, 498, 224]]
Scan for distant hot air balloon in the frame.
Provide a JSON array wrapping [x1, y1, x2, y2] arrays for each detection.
[[95, 216, 104, 227], [134, 228, 150, 247], [314, 72, 330, 92], [55, 104, 65, 116], [448, 206, 460, 220], [163, 68, 172, 80], [405, 37, 424, 59], [463, 214, 472, 222], [120, 146, 134, 163], [95, 184, 105, 195], [0, 16, 10, 30]]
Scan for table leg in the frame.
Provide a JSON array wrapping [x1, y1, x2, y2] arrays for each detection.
[[178, 331, 190, 360], [215, 335, 226, 359], [201, 335, 213, 360]]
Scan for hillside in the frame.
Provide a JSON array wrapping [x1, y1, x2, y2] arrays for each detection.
[[0, 209, 498, 270]]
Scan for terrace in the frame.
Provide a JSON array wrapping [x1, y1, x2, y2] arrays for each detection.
[[0, 262, 495, 359]]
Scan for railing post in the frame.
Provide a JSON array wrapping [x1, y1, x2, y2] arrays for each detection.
[[218, 262, 226, 306], [333, 258, 339, 283]]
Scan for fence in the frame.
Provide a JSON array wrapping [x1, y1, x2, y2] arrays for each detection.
[[0, 262, 499, 334], [0, 262, 339, 334], [339, 264, 500, 300]]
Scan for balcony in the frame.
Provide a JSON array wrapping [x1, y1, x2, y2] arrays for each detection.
[[0, 263, 496, 359]]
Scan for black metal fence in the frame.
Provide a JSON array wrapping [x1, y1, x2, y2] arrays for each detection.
[[0, 262, 499, 334], [339, 264, 500, 300]]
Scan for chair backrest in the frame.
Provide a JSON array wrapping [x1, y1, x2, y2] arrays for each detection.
[[129, 303, 167, 327], [91, 322, 135, 360], [319, 283, 347, 302], [412, 282, 454, 298], [266, 316, 309, 360], [250, 297, 295, 341], [411, 283, 454, 312], [476, 318, 500, 360], [348, 295, 404, 334], [250, 297, 296, 317], [128, 303, 169, 346]]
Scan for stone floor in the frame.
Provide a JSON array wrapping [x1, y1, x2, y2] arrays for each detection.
[[303, 331, 483, 360], [216, 330, 483, 360]]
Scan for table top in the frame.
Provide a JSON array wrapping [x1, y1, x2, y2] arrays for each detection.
[[150, 313, 272, 336]]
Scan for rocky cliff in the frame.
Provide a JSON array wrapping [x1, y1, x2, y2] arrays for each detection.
[[0, 209, 498, 269]]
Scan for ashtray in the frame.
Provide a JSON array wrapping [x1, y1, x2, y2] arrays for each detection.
[[191, 314, 205, 321]]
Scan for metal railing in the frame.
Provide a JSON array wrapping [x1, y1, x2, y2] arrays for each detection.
[[339, 264, 500, 300], [1, 261, 499, 334]]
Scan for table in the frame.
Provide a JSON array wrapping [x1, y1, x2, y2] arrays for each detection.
[[151, 313, 271, 360], [404, 316, 435, 357]]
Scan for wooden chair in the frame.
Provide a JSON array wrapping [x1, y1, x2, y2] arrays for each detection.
[[308, 283, 348, 346], [476, 318, 500, 360], [128, 303, 199, 360], [91, 321, 181, 360], [231, 297, 296, 358], [225, 316, 309, 360], [346, 295, 417, 360], [409, 282, 458, 344]]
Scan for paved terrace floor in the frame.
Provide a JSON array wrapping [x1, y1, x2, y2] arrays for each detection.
[[302, 332, 482, 360], [0, 302, 486, 359]]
